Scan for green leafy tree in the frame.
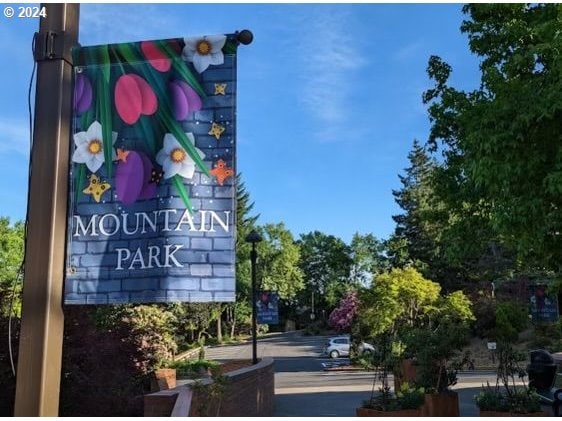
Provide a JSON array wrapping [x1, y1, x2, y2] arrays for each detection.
[[0, 218, 24, 316], [297, 231, 353, 318], [358, 267, 441, 338], [423, 3, 562, 271], [350, 233, 389, 286], [257, 223, 304, 300]]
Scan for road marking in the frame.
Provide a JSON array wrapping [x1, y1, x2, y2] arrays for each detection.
[[276, 384, 373, 394]]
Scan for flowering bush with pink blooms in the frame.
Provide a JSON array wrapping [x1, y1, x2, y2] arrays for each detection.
[[329, 291, 359, 333]]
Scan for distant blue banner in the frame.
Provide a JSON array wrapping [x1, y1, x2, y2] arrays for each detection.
[[256, 291, 279, 325], [529, 284, 559, 323]]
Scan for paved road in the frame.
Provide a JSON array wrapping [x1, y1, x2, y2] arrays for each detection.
[[204, 332, 498, 416]]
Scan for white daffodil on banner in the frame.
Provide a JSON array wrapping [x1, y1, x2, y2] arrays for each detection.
[[182, 35, 227, 73], [156, 132, 205, 180], [72, 120, 117, 173]]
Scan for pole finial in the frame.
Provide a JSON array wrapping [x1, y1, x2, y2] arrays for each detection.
[[236, 29, 254, 46]]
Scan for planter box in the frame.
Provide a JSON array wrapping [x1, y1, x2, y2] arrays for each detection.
[[422, 392, 459, 417], [356, 407, 422, 417], [393, 358, 417, 392], [150, 368, 177, 392], [479, 410, 546, 417]]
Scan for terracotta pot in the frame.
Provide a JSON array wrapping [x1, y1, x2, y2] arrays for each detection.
[[151, 368, 177, 391], [356, 407, 422, 417], [479, 410, 546, 417], [393, 358, 417, 392], [422, 392, 459, 417]]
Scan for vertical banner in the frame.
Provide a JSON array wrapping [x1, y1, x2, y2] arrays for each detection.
[[529, 284, 559, 323], [65, 35, 239, 304], [256, 291, 279, 325]]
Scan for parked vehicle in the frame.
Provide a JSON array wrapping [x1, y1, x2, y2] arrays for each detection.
[[323, 335, 375, 359]]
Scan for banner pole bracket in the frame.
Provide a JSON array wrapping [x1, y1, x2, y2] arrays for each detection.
[[33, 30, 74, 64]]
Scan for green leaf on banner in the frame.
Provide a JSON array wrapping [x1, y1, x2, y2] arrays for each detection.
[[97, 73, 113, 178], [172, 175, 193, 213], [98, 45, 111, 84], [137, 115, 157, 156], [75, 163, 85, 202], [81, 105, 95, 130]]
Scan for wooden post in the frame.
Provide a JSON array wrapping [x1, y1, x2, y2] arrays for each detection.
[[14, 3, 79, 416]]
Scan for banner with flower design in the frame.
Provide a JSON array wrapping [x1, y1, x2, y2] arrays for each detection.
[[65, 34, 239, 304]]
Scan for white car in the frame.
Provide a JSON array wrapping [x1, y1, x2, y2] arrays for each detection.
[[323, 335, 375, 359]]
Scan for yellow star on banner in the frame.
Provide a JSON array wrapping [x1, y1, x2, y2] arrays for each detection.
[[214, 83, 227, 95], [83, 174, 111, 203], [210, 159, 234, 186], [208, 122, 225, 140]]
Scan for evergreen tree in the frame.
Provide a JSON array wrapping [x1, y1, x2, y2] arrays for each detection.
[[391, 140, 438, 271]]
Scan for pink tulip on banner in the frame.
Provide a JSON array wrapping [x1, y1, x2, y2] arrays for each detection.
[[115, 74, 158, 125], [141, 41, 172, 73]]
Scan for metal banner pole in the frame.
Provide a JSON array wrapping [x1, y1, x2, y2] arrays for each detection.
[[14, 3, 79, 416]]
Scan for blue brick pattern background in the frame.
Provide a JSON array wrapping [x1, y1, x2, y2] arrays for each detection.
[[65, 40, 237, 305]]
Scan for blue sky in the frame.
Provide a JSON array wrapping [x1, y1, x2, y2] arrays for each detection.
[[0, 3, 481, 244]]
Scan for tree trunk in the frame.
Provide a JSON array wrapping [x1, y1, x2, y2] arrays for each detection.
[[230, 309, 236, 338], [217, 309, 223, 343]]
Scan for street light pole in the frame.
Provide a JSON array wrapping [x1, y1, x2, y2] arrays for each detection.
[[245, 230, 262, 365]]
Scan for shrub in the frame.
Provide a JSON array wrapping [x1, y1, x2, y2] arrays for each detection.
[[329, 291, 359, 333], [60, 306, 150, 416], [472, 296, 497, 339], [496, 301, 528, 343], [169, 359, 219, 379]]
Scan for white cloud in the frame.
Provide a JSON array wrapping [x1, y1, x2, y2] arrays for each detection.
[[292, 7, 368, 142], [0, 119, 30, 156], [392, 40, 425, 62], [80, 4, 183, 45]]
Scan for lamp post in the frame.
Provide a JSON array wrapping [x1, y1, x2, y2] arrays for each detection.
[[245, 229, 262, 365]]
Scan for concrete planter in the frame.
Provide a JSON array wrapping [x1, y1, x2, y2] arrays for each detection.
[[356, 407, 422, 417]]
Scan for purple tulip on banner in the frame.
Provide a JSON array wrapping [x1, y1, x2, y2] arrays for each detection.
[[115, 151, 157, 205], [169, 80, 202, 121], [115, 151, 145, 205], [138, 151, 157, 200], [74, 73, 93, 113]]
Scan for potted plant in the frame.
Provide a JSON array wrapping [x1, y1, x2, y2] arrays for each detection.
[[474, 343, 544, 416], [358, 382, 425, 417], [474, 300, 545, 416], [357, 335, 425, 416], [407, 320, 473, 417], [475, 381, 543, 416]]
